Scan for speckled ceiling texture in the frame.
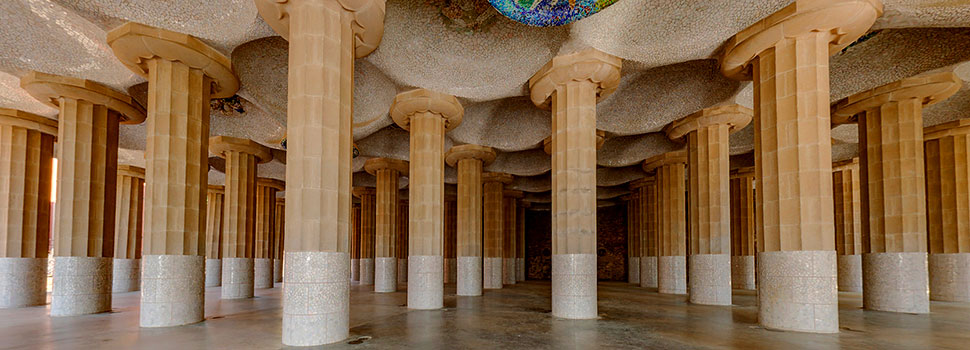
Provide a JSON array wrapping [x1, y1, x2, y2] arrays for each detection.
[[1, 0, 969, 195]]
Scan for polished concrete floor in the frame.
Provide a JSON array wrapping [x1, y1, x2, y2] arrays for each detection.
[[1, 281, 968, 349]]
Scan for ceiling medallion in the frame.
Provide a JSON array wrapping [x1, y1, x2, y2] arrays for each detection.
[[427, 0, 501, 34], [489, 0, 619, 27]]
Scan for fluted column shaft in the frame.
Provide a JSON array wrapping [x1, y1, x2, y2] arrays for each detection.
[[832, 160, 862, 292], [221, 149, 258, 300], [407, 112, 446, 309], [626, 191, 641, 285], [638, 179, 659, 289], [483, 180, 505, 290], [924, 120, 970, 302], [397, 200, 408, 284], [254, 180, 280, 289], [374, 167, 401, 292], [205, 186, 224, 287], [502, 195, 517, 285], [729, 171, 756, 291], [273, 198, 284, 283], [444, 198, 457, 284], [351, 204, 360, 282], [454, 155, 485, 295], [516, 202, 526, 282], [656, 162, 687, 295], [113, 166, 144, 293], [357, 189, 376, 285]]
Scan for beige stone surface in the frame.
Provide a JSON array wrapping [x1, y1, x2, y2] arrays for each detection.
[[274, 198, 285, 261], [254, 0, 386, 58], [503, 190, 522, 285], [206, 186, 225, 260], [644, 151, 687, 258], [255, 178, 283, 260], [397, 199, 408, 263], [483, 173, 512, 263], [832, 159, 862, 256], [924, 119, 970, 254], [365, 158, 407, 260], [353, 187, 376, 261], [0, 108, 55, 259], [114, 165, 144, 260], [730, 168, 755, 257], [213, 137, 271, 260], [351, 204, 361, 262]]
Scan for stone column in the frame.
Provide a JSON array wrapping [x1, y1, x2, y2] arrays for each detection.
[[530, 48, 621, 319], [833, 72, 961, 313], [0, 108, 55, 308], [390, 89, 463, 310], [211, 136, 272, 299], [832, 159, 863, 292], [720, 0, 882, 333], [113, 165, 145, 293], [445, 144, 495, 296], [254, 0, 385, 344], [444, 196, 457, 284], [255, 178, 284, 289], [397, 199, 409, 284], [353, 187, 376, 285], [623, 188, 641, 285], [273, 197, 285, 283], [108, 22, 239, 327], [644, 152, 688, 295], [729, 168, 756, 291], [503, 190, 523, 285], [205, 185, 225, 287], [665, 105, 753, 305], [517, 201, 527, 282], [482, 172, 512, 290], [638, 176, 659, 289], [351, 203, 360, 283], [923, 119, 970, 302], [22, 71, 146, 316], [364, 158, 408, 292]]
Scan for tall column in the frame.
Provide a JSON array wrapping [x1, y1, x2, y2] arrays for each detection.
[[113, 165, 145, 293], [255, 178, 284, 289], [729, 167, 756, 291], [364, 158, 408, 292], [351, 203, 360, 283], [832, 159, 863, 292], [624, 186, 642, 285], [665, 105, 753, 305], [0, 108, 55, 308], [924, 119, 970, 302], [254, 0, 385, 344], [530, 48, 621, 319], [206, 185, 225, 287], [444, 196, 457, 284], [644, 151, 688, 295], [108, 22, 238, 327], [22, 71, 146, 316], [211, 136, 272, 300], [517, 201, 527, 282], [720, 0, 882, 333], [637, 176, 659, 289], [390, 89, 463, 310], [503, 190, 522, 285], [274, 197, 285, 283], [445, 144, 495, 296], [353, 187, 376, 285], [833, 72, 961, 313], [482, 172, 512, 290], [397, 199, 408, 284]]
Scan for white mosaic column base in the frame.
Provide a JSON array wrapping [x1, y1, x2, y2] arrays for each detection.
[[483, 257, 503, 289], [863, 252, 929, 313], [837, 254, 862, 293], [408, 255, 443, 310], [274, 258, 283, 283], [444, 258, 457, 284], [282, 251, 349, 346], [254, 258, 274, 289], [0, 257, 47, 308], [397, 258, 407, 283], [628, 257, 640, 284], [51, 256, 112, 316], [457, 256, 482, 296], [375, 257, 397, 293], [140, 255, 204, 327], [503, 258, 516, 285], [516, 258, 525, 282], [689, 254, 731, 305], [350, 259, 359, 282], [205, 259, 221, 287], [359, 258, 374, 285], [551, 254, 597, 319], [757, 251, 838, 333], [221, 258, 254, 299], [112, 258, 140, 293], [731, 255, 756, 290], [658, 256, 687, 295], [929, 253, 970, 302], [639, 256, 657, 288]]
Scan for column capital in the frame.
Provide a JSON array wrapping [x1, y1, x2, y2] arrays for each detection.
[[664, 104, 753, 141], [542, 130, 606, 155], [208, 185, 225, 194], [364, 157, 409, 176], [254, 0, 386, 58], [833, 72, 962, 124], [482, 172, 513, 185], [352, 186, 377, 198], [209, 136, 273, 163], [106, 22, 239, 98], [924, 118, 970, 141], [257, 177, 285, 191], [445, 144, 496, 167], [502, 190, 524, 199], [643, 151, 688, 173], [0, 108, 57, 136], [720, 0, 883, 80], [528, 48, 622, 110], [832, 157, 859, 171], [390, 89, 463, 131], [118, 165, 146, 179], [730, 166, 755, 179], [20, 71, 146, 124]]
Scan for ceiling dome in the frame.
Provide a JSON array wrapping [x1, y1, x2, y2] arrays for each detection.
[[489, 0, 619, 26]]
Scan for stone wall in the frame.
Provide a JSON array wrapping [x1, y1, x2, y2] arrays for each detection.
[[525, 204, 628, 281]]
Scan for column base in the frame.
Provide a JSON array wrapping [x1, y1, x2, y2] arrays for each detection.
[[51, 256, 112, 316], [255, 258, 273, 289], [350, 259, 359, 282], [112, 258, 141, 293], [731, 255, 756, 290], [457, 256, 482, 296], [408, 255, 443, 310], [929, 253, 970, 302], [221, 258, 254, 299], [503, 258, 516, 285], [359, 258, 374, 285], [863, 252, 929, 313], [0, 257, 47, 308], [140, 255, 204, 327], [757, 251, 838, 333], [274, 258, 283, 283], [837, 254, 862, 293], [689, 254, 731, 305], [398, 258, 407, 283], [282, 251, 349, 346], [658, 256, 686, 295], [205, 259, 222, 287], [639, 256, 657, 288], [628, 257, 640, 284], [444, 258, 457, 284], [516, 258, 525, 282], [483, 257, 503, 289], [375, 257, 397, 293], [551, 254, 597, 319]]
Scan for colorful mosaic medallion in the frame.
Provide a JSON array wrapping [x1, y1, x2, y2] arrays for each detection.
[[489, 0, 619, 26]]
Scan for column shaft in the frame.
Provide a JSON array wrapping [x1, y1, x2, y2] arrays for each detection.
[[273, 198, 284, 283], [408, 112, 446, 309], [833, 160, 862, 292], [456, 158, 483, 295], [483, 180, 504, 290], [113, 167, 144, 293], [729, 173, 756, 291], [687, 125, 732, 305], [397, 200, 408, 284], [639, 180, 659, 289], [924, 120, 970, 302], [254, 182, 278, 289], [444, 199, 457, 284], [351, 204, 360, 282], [516, 202, 526, 282], [205, 186, 224, 287], [657, 163, 687, 295], [627, 192, 641, 284], [376, 169, 400, 292], [503, 196, 517, 285], [221, 149, 258, 299], [358, 190, 376, 285]]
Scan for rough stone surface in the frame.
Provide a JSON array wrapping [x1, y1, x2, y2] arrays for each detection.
[[111, 258, 140, 293], [282, 251, 349, 346], [375, 257, 397, 293], [639, 256, 658, 289], [929, 253, 970, 302], [140, 255, 204, 327], [350, 259, 359, 282], [627, 257, 640, 284], [221, 258, 254, 299], [483, 257, 503, 290], [863, 252, 930, 313], [359, 258, 374, 285], [503, 258, 517, 286], [408, 255, 443, 310], [205, 259, 221, 287], [0, 258, 46, 308], [254, 258, 273, 289], [445, 258, 457, 284], [516, 258, 525, 282], [837, 255, 863, 293], [398, 259, 407, 284], [458, 257, 482, 296], [689, 254, 732, 305], [273, 259, 282, 283], [51, 256, 112, 316], [730, 255, 756, 291], [551, 254, 597, 319], [757, 251, 838, 334], [658, 256, 687, 295]]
